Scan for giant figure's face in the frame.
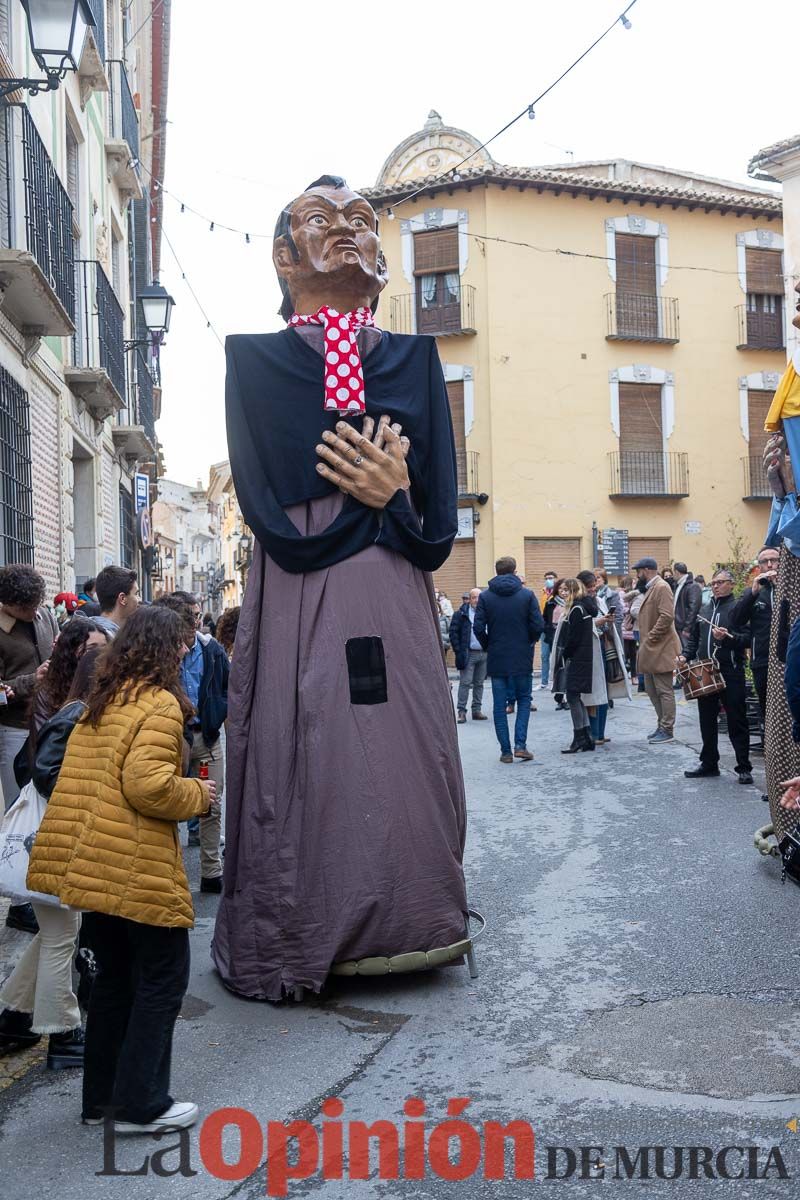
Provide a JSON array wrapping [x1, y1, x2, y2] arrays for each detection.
[[794, 279, 800, 331], [273, 185, 387, 311]]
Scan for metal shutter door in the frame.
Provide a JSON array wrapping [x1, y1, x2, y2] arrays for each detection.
[[524, 537, 581, 584], [628, 537, 671, 570]]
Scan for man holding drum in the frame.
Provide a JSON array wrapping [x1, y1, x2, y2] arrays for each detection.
[[679, 568, 753, 785]]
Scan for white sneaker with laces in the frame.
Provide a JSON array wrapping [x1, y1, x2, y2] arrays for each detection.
[[114, 1101, 199, 1135]]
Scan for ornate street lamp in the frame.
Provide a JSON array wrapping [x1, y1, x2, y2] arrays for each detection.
[[0, 1, 95, 100], [125, 281, 176, 350]]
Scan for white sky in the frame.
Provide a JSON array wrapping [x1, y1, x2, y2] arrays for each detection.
[[157, 0, 796, 488]]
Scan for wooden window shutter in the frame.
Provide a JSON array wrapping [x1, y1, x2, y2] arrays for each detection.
[[745, 247, 783, 295], [524, 537, 581, 584], [413, 227, 459, 275], [434, 539, 477, 606], [618, 383, 663, 454], [748, 389, 773, 460], [615, 234, 657, 295], [628, 537, 671, 570], [446, 380, 465, 455]]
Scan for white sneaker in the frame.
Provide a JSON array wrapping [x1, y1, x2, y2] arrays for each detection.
[[114, 1101, 199, 1135]]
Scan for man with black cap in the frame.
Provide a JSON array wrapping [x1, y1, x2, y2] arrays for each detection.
[[633, 556, 682, 743]]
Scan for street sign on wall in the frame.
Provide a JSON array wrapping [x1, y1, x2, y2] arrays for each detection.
[[456, 509, 475, 540], [135, 473, 149, 512], [602, 528, 629, 575]]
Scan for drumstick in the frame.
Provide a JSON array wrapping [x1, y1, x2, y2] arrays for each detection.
[[697, 616, 730, 637]]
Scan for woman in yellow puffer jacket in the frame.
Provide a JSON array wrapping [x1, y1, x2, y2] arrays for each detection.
[[28, 605, 214, 1135]]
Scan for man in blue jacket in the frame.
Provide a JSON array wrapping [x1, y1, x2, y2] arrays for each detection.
[[474, 557, 544, 763], [449, 589, 489, 724]]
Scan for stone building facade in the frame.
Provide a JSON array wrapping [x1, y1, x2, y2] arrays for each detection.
[[0, 0, 172, 598]]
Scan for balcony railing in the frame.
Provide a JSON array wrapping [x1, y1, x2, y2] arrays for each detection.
[[390, 284, 476, 337], [13, 106, 75, 320], [609, 451, 689, 497], [742, 455, 772, 499], [133, 350, 156, 448], [73, 260, 125, 399], [605, 292, 679, 343], [456, 449, 479, 497], [107, 59, 139, 158], [736, 304, 784, 351], [85, 0, 105, 62]]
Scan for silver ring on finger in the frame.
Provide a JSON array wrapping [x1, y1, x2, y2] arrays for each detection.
[[353, 454, 363, 466]]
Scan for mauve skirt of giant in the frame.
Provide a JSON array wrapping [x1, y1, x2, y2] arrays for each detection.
[[211, 492, 469, 1000]]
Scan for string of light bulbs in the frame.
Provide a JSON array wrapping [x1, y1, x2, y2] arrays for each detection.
[[134, 0, 642, 243]]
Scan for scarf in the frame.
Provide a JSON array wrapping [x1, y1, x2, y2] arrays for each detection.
[[288, 305, 375, 414]]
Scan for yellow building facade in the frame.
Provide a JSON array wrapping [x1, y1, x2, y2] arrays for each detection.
[[365, 114, 786, 600]]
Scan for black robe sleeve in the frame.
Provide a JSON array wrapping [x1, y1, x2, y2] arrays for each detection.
[[374, 340, 458, 572], [226, 341, 381, 574]]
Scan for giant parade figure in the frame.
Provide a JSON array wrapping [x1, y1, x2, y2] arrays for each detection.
[[212, 176, 470, 1000], [762, 280, 800, 839]]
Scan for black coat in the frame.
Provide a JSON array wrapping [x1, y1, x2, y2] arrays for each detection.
[[197, 637, 230, 745], [562, 597, 599, 694], [473, 576, 543, 677], [449, 604, 477, 671], [674, 577, 702, 639], [730, 583, 774, 671], [684, 594, 748, 671]]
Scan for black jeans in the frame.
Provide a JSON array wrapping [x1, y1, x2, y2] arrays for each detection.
[[81, 913, 190, 1124], [697, 665, 752, 773], [752, 662, 768, 724]]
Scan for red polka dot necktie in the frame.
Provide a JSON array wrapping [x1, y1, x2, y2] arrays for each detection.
[[288, 305, 375, 414]]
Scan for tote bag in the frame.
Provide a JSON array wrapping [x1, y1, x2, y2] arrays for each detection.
[[0, 782, 64, 907]]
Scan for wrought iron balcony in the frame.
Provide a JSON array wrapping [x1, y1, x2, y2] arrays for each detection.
[[456, 449, 479, 497], [67, 260, 125, 417], [105, 59, 142, 199], [605, 292, 679, 343], [736, 304, 784, 352], [113, 351, 156, 460], [77, 0, 108, 105], [742, 455, 772, 499], [0, 106, 76, 340], [390, 284, 476, 337], [85, 0, 106, 62], [609, 451, 689, 497]]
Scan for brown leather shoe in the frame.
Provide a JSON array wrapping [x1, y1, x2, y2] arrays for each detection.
[[514, 748, 534, 762], [472, 711, 488, 720], [500, 753, 513, 763], [457, 712, 466, 724]]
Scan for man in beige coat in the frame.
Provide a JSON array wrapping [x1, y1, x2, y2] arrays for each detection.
[[633, 557, 682, 743]]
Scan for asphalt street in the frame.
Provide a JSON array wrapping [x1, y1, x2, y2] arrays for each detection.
[[2, 680, 800, 1197]]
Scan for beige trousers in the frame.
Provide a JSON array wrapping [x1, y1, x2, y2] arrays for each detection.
[[189, 730, 224, 879], [644, 671, 676, 734], [0, 904, 81, 1033]]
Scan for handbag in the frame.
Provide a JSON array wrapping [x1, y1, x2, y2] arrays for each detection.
[[778, 825, 800, 886], [677, 651, 726, 700], [0, 781, 64, 907]]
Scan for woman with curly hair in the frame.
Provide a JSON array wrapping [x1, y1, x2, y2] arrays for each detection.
[[214, 606, 240, 659], [27, 606, 216, 1134], [29, 615, 108, 736]]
